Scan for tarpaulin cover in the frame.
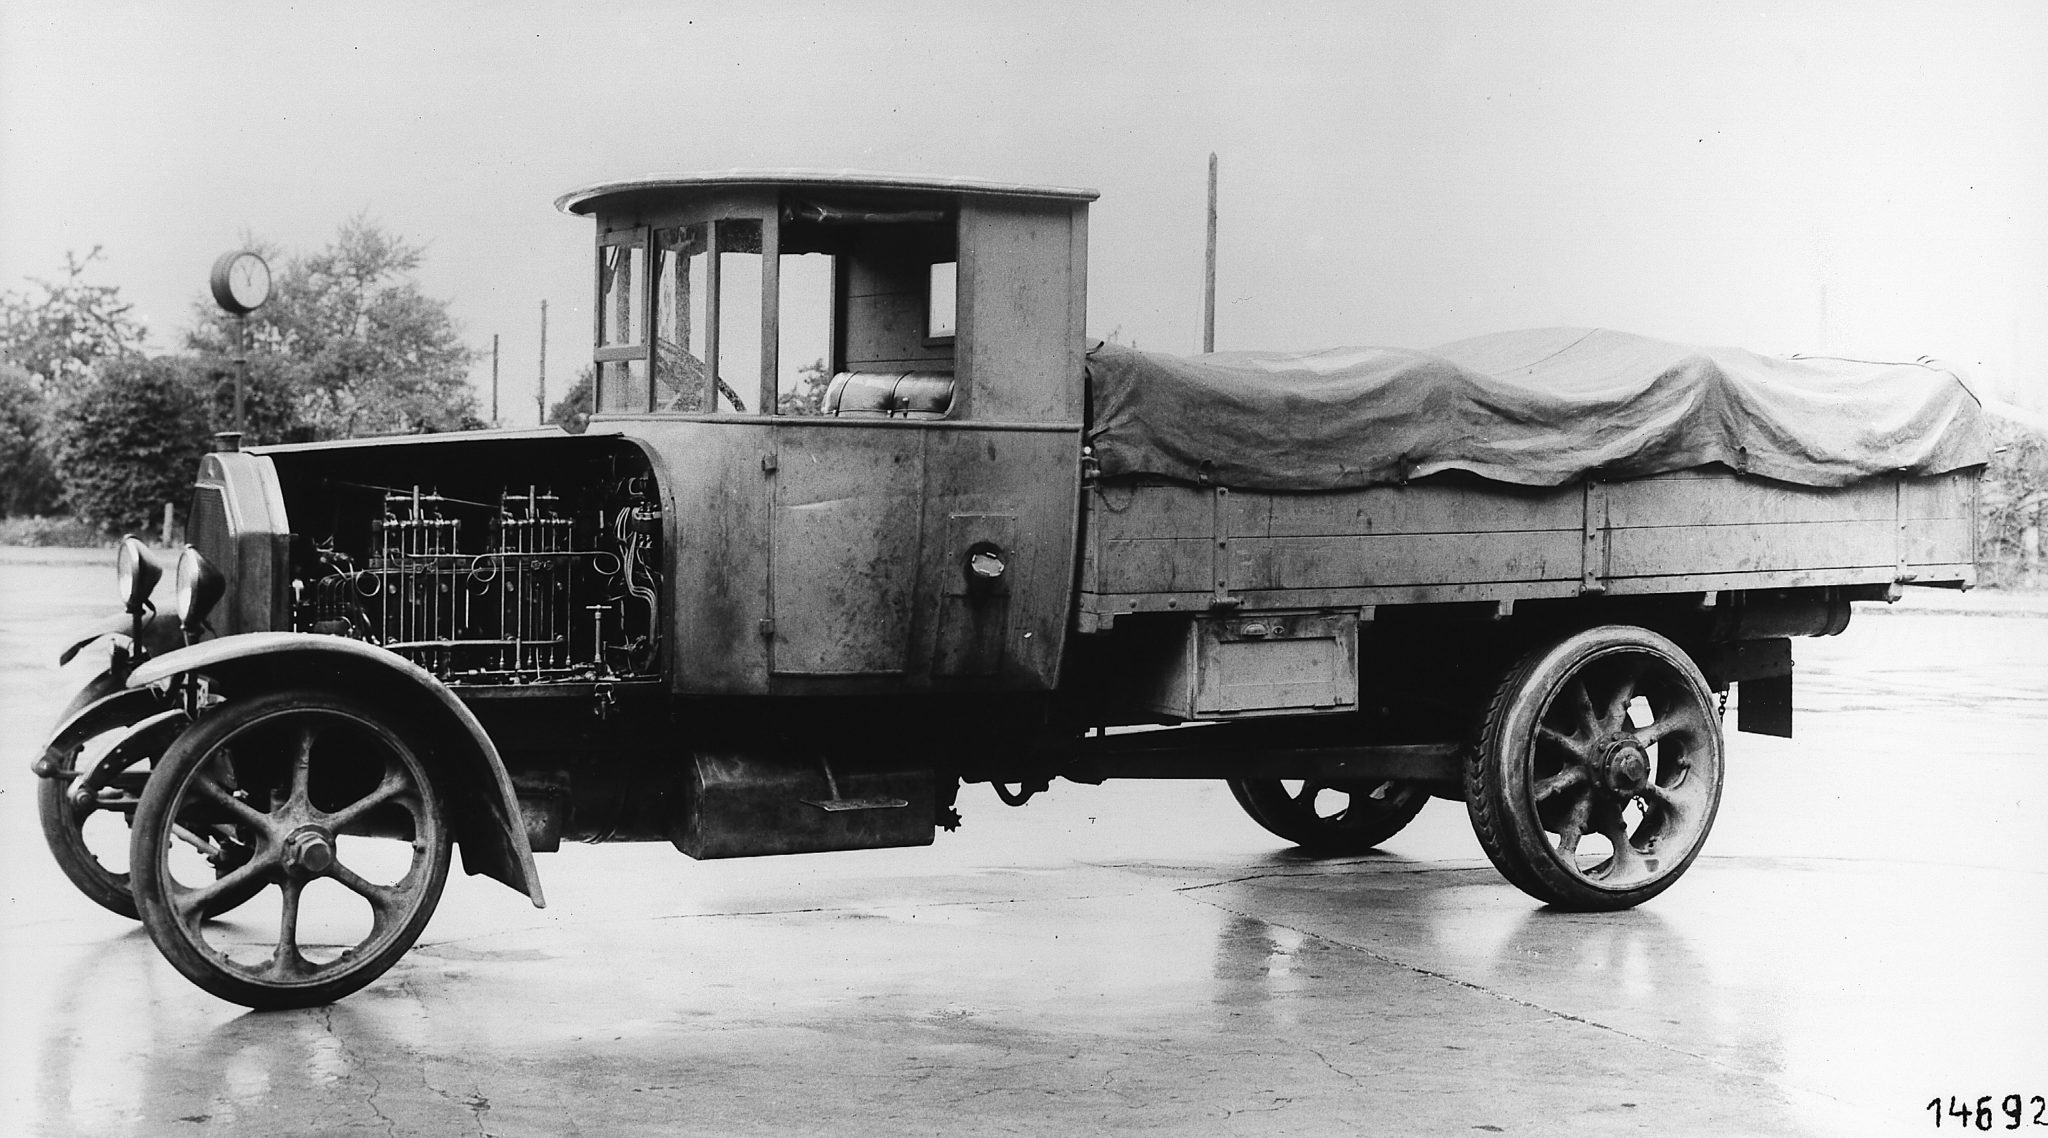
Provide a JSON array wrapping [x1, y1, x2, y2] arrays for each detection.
[[1085, 327, 1988, 491]]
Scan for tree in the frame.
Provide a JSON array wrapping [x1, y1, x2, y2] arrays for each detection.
[[2, 249, 147, 517], [182, 352, 314, 445], [547, 365, 594, 433], [188, 217, 478, 440], [0, 364, 64, 514], [546, 359, 830, 427], [0, 247, 146, 393], [48, 356, 211, 533], [1979, 415, 2048, 585], [777, 358, 832, 416]]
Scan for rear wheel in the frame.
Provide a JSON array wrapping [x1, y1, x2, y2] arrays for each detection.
[[130, 690, 452, 1009], [1465, 625, 1724, 911], [1228, 778, 1429, 854]]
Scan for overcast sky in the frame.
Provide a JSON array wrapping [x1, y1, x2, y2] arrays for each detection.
[[3, 0, 2043, 418]]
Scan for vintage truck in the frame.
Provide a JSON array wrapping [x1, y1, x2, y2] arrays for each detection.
[[33, 172, 1986, 1009]]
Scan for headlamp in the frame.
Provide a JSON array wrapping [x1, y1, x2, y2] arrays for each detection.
[[116, 536, 162, 615], [175, 545, 227, 631]]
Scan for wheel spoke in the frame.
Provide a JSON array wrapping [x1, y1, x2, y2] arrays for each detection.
[[171, 848, 279, 924], [323, 768, 410, 833], [1636, 783, 1683, 844], [327, 858, 404, 915], [1564, 678, 1599, 735], [1535, 724, 1583, 758], [1553, 791, 1593, 858], [1533, 764, 1589, 805], [1590, 801, 1650, 883], [287, 724, 319, 809], [191, 773, 273, 830], [1602, 664, 1643, 731], [257, 877, 313, 983], [1632, 705, 1705, 749]]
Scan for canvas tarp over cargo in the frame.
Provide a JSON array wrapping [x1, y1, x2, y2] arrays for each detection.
[[1085, 327, 1988, 491]]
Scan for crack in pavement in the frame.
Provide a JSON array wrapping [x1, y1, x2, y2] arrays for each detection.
[[1299, 1041, 1362, 1084], [393, 975, 493, 1137], [315, 1004, 397, 1138]]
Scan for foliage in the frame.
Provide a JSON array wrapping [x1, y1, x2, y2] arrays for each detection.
[[1, 250, 148, 517], [0, 364, 65, 514], [777, 358, 832, 416], [549, 359, 832, 426], [48, 356, 213, 533], [547, 365, 595, 433], [1978, 414, 2048, 585], [0, 513, 114, 547], [0, 248, 146, 393], [178, 352, 313, 445], [187, 217, 478, 440]]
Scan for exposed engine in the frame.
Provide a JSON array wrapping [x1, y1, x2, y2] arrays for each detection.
[[288, 457, 661, 687]]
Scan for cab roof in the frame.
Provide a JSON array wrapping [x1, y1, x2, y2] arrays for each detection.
[[555, 169, 1100, 215]]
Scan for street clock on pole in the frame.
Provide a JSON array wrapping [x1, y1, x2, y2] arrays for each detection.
[[209, 250, 272, 315]]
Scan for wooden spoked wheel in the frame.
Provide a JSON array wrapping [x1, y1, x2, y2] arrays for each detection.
[[38, 677, 260, 920], [1466, 625, 1724, 911], [129, 690, 451, 1009], [1228, 778, 1430, 855]]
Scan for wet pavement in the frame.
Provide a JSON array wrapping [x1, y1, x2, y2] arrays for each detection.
[[2, 549, 2042, 1137]]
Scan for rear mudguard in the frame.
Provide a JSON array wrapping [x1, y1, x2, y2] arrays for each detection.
[[126, 632, 545, 907]]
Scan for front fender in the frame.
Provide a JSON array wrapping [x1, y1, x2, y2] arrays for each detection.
[[31, 679, 173, 779], [129, 633, 545, 908], [58, 608, 185, 668]]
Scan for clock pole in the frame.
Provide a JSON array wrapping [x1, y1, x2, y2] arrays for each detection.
[[232, 312, 248, 436], [209, 249, 271, 446]]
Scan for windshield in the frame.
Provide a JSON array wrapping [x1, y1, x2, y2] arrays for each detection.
[[590, 205, 955, 417]]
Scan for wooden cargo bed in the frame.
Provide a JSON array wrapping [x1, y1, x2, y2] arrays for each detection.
[[1076, 466, 1978, 630]]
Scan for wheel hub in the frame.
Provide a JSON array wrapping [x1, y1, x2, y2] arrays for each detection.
[[1593, 737, 1650, 795], [282, 827, 335, 876]]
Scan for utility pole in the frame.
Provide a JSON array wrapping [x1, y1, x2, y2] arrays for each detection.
[[491, 333, 500, 425], [536, 300, 548, 426], [1203, 153, 1218, 354]]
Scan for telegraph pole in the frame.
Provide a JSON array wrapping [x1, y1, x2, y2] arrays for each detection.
[[490, 333, 500, 425], [1203, 153, 1218, 354], [536, 300, 548, 425]]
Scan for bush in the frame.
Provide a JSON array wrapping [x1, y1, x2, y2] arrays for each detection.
[[0, 514, 115, 547], [0, 363, 64, 514], [48, 356, 212, 533]]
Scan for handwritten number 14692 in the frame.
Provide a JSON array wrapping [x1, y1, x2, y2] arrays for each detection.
[[1928, 1096, 2047, 1130]]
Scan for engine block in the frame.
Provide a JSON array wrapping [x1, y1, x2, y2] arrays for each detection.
[[293, 478, 661, 686]]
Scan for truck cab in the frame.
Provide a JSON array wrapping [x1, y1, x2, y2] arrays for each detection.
[[557, 172, 1096, 696]]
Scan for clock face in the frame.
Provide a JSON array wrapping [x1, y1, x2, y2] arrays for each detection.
[[230, 254, 270, 308], [210, 250, 272, 314]]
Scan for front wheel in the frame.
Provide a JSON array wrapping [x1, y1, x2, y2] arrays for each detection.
[[130, 690, 452, 1009], [36, 677, 258, 918], [38, 673, 145, 917], [1465, 626, 1724, 911]]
